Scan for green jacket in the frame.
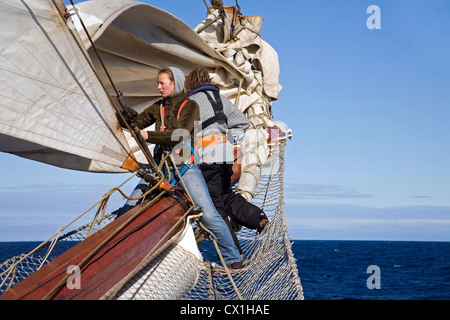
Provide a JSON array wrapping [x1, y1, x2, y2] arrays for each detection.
[[136, 90, 199, 165]]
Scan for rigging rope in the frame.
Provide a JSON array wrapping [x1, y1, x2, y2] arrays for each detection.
[[40, 148, 205, 300], [106, 206, 194, 300], [196, 221, 243, 300], [41, 188, 168, 300], [50, 0, 136, 165]]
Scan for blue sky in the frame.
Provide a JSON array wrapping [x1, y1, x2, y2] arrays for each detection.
[[1, 0, 450, 241]]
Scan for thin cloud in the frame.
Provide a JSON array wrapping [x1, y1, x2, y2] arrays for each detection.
[[0, 182, 112, 193], [0, 181, 129, 216], [284, 203, 450, 241], [284, 183, 373, 200]]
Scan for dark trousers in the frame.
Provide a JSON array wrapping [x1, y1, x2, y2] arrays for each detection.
[[200, 163, 268, 252]]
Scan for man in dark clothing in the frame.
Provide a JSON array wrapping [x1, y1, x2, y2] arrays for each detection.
[[200, 163, 268, 234], [185, 67, 269, 252]]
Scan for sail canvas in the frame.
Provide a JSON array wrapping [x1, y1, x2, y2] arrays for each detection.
[[0, 0, 138, 173]]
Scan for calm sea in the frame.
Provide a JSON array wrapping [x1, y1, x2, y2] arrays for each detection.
[[1, 240, 449, 300], [293, 240, 450, 300]]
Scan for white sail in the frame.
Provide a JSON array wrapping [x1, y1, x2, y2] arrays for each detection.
[[0, 0, 138, 173]]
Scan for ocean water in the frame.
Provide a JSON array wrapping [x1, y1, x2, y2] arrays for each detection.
[[293, 240, 450, 300], [1, 240, 449, 300]]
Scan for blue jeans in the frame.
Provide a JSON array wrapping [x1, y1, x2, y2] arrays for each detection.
[[179, 164, 242, 265], [117, 165, 242, 266]]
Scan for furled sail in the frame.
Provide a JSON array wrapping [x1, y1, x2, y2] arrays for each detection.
[[72, 0, 245, 113], [0, 0, 139, 173], [71, 0, 285, 199]]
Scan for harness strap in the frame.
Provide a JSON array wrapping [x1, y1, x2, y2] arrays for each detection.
[[159, 103, 166, 131], [163, 140, 199, 185], [201, 91, 227, 131], [154, 97, 196, 185], [177, 99, 190, 120], [160, 98, 190, 131], [196, 133, 227, 149]]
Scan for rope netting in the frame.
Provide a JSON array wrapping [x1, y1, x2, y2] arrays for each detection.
[[0, 142, 303, 300], [187, 141, 303, 300]]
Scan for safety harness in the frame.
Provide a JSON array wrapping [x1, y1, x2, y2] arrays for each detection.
[[199, 91, 228, 131], [156, 98, 198, 185], [156, 91, 229, 185]]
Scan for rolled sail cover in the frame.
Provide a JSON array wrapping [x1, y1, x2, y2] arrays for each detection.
[[0, 0, 138, 173], [72, 0, 243, 113]]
